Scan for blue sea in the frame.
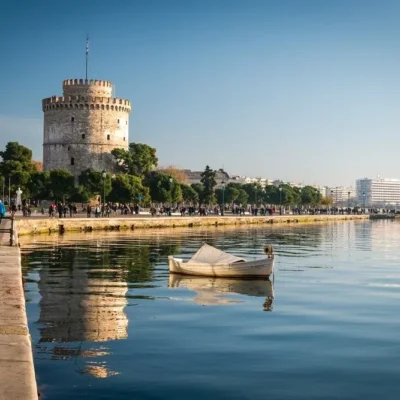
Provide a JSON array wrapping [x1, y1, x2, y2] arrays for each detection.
[[21, 221, 400, 399]]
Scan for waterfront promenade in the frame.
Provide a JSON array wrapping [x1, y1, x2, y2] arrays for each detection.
[[0, 219, 37, 400], [15, 213, 369, 237]]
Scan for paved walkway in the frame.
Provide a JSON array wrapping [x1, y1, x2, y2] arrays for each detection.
[[0, 219, 11, 243], [0, 219, 37, 399]]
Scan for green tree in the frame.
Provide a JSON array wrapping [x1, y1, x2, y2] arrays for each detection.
[[48, 169, 75, 201], [68, 186, 91, 203], [299, 186, 321, 206], [215, 186, 240, 206], [236, 189, 249, 206], [215, 188, 224, 204], [200, 165, 217, 204], [109, 174, 150, 204], [0, 142, 37, 196], [279, 185, 297, 206], [180, 184, 199, 204], [191, 183, 205, 204], [78, 169, 112, 198], [262, 185, 278, 204], [242, 183, 263, 205], [27, 171, 50, 200], [144, 172, 182, 204], [0, 142, 34, 167], [112, 143, 158, 178], [225, 186, 240, 204]]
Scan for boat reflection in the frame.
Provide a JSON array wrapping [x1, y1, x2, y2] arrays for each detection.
[[169, 275, 274, 311]]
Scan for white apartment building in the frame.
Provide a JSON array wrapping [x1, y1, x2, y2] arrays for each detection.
[[356, 178, 400, 206], [328, 187, 356, 204], [312, 186, 328, 197]]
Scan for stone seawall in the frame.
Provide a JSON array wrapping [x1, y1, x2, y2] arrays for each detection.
[[16, 214, 369, 237], [0, 220, 37, 400]]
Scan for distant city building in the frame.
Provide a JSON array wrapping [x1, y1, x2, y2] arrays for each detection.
[[328, 187, 356, 204], [186, 170, 331, 196], [185, 169, 229, 188], [310, 186, 328, 197], [356, 177, 400, 207]]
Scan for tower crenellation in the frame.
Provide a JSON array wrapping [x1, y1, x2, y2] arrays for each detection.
[[42, 78, 131, 176]]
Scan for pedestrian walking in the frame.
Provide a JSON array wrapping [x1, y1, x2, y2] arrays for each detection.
[[0, 200, 5, 223], [10, 202, 17, 217], [57, 203, 63, 218]]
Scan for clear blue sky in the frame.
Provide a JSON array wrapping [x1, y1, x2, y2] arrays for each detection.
[[1, 0, 400, 187]]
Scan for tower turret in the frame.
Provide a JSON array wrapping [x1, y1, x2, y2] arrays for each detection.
[[42, 78, 131, 176]]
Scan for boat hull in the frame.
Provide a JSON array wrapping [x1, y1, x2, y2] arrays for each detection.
[[168, 256, 274, 278]]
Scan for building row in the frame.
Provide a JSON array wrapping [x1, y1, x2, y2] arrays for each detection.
[[184, 170, 400, 208], [356, 177, 400, 207], [184, 170, 332, 197]]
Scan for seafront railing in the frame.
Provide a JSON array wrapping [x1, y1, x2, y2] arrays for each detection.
[[0, 216, 15, 246]]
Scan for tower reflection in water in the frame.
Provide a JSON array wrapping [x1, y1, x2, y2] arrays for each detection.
[[36, 244, 128, 379]]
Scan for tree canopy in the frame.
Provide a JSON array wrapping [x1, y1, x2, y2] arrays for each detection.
[[112, 143, 158, 178], [48, 169, 75, 201], [0, 142, 331, 208], [180, 184, 199, 203], [0, 142, 37, 194], [200, 165, 217, 205], [78, 169, 112, 198], [144, 172, 182, 204], [108, 174, 150, 204], [157, 166, 189, 184]]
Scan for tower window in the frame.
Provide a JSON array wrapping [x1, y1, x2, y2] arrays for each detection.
[[117, 119, 120, 123], [82, 134, 85, 139], [68, 146, 71, 151], [126, 121, 128, 125], [123, 137, 126, 141], [71, 157, 75, 165], [71, 117, 75, 122], [107, 134, 110, 140]]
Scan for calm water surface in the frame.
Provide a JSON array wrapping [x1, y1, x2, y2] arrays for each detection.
[[21, 221, 400, 399]]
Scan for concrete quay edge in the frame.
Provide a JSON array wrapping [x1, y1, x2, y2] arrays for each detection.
[[0, 220, 38, 400], [15, 214, 370, 236]]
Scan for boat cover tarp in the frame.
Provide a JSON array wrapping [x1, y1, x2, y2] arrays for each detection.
[[187, 243, 246, 265]]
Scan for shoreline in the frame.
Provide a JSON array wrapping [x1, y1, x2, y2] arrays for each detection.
[[15, 214, 369, 237], [0, 220, 38, 400]]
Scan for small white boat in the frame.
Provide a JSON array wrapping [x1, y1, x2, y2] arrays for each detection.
[[168, 243, 274, 278]]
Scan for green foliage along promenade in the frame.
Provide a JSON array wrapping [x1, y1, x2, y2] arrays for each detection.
[[0, 141, 325, 207]]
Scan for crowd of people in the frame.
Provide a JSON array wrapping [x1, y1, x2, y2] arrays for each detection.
[[0, 199, 395, 220]]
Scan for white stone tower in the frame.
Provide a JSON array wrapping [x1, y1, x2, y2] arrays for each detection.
[[42, 79, 131, 176]]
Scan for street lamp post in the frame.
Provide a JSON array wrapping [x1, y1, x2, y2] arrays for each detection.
[[348, 191, 351, 209], [363, 192, 366, 211], [169, 177, 173, 216], [279, 187, 282, 215], [221, 181, 225, 216], [8, 177, 11, 205], [298, 187, 302, 214], [102, 171, 106, 217]]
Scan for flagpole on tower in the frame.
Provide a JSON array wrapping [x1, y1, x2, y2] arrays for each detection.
[[85, 35, 89, 80]]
